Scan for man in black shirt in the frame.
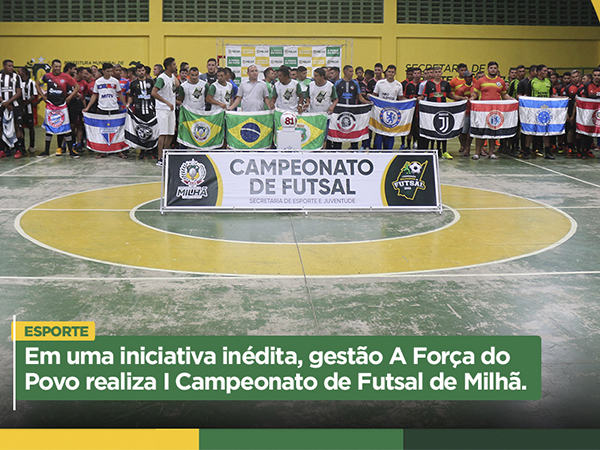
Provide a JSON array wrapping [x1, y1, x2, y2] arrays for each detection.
[[0, 59, 23, 158], [128, 64, 156, 159]]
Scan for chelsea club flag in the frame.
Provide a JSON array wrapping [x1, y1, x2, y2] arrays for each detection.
[[519, 96, 568, 136]]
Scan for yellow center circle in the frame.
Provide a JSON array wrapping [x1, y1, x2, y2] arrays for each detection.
[[16, 182, 575, 276]]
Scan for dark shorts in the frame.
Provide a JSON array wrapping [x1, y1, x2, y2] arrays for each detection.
[[68, 101, 84, 124], [22, 112, 34, 127]]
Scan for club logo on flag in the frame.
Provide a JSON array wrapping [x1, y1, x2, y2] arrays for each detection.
[[192, 122, 211, 143], [177, 159, 208, 199], [337, 112, 356, 132], [536, 106, 551, 125], [101, 122, 120, 146], [136, 124, 153, 141], [391, 160, 428, 201], [295, 122, 311, 144], [433, 111, 455, 136], [486, 111, 504, 130], [48, 111, 65, 128], [380, 108, 401, 128], [594, 110, 600, 126]]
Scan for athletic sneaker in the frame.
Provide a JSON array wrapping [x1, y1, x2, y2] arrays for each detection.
[[544, 153, 555, 160], [56, 147, 62, 156], [0, 150, 6, 158], [14, 150, 22, 159], [37, 151, 49, 157], [28, 147, 35, 155], [156, 158, 163, 167], [472, 154, 479, 160], [534, 150, 544, 157], [586, 150, 595, 158], [441, 151, 453, 159], [69, 148, 80, 158], [400, 144, 406, 150], [489, 154, 498, 159], [138, 150, 146, 160]]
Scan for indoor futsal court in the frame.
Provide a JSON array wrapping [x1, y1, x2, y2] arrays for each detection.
[[1, 129, 599, 429]]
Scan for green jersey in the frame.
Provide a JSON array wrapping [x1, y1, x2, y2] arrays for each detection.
[[528, 78, 552, 98]]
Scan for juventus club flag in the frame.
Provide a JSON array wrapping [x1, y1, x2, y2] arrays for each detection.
[[83, 111, 129, 153], [519, 96, 568, 136], [575, 96, 600, 137], [418, 100, 467, 140], [328, 104, 371, 143], [369, 97, 416, 137], [124, 109, 159, 150], [470, 99, 519, 139]]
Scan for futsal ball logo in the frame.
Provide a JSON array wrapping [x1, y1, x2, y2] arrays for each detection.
[[191, 122, 211, 143], [337, 112, 356, 132], [240, 122, 261, 143], [392, 160, 428, 201], [48, 110, 65, 128], [177, 159, 209, 200], [536, 105, 552, 126], [380, 107, 401, 128], [486, 110, 504, 130]]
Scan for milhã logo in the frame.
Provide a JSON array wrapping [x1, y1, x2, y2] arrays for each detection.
[[392, 160, 428, 200], [177, 159, 208, 199]]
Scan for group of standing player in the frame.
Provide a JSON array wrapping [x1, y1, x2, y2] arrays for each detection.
[[1, 57, 598, 162]]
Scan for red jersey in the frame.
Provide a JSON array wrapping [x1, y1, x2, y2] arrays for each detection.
[[41, 72, 77, 106], [449, 76, 466, 93], [579, 82, 600, 99], [423, 80, 452, 103], [472, 76, 506, 100], [455, 83, 473, 115], [76, 78, 88, 102]]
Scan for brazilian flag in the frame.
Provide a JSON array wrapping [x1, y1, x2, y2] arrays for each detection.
[[226, 110, 273, 149], [273, 109, 327, 150], [177, 106, 225, 149]]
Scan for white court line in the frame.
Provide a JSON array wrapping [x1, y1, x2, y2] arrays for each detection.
[[0, 156, 49, 177], [0, 175, 161, 178], [0, 271, 598, 281], [513, 158, 600, 189]]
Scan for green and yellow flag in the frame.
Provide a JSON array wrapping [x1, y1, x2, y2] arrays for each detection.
[[226, 110, 273, 149], [177, 106, 224, 149], [273, 109, 327, 150]]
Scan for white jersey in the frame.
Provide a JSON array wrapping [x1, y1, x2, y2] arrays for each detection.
[[236, 80, 269, 112], [207, 81, 233, 113], [374, 79, 404, 100], [306, 80, 336, 113], [21, 79, 37, 114], [180, 79, 206, 114], [273, 79, 299, 111], [154, 72, 177, 111], [93, 76, 121, 111]]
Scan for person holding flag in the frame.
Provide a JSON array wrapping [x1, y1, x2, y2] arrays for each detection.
[[520, 64, 557, 160], [369, 64, 405, 149], [575, 67, 600, 159], [37, 59, 80, 158], [126, 64, 157, 159], [470, 61, 513, 160]]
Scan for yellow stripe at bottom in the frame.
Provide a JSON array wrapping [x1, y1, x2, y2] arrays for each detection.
[[0, 429, 199, 450]]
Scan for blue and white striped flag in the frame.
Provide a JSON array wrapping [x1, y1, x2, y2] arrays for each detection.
[[519, 96, 568, 136]]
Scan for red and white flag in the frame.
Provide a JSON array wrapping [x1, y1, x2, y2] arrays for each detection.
[[83, 111, 129, 153], [470, 100, 519, 139], [576, 96, 600, 137], [327, 104, 371, 143]]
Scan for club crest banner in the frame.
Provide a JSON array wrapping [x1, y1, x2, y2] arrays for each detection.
[[226, 110, 273, 150], [519, 96, 568, 136], [2, 109, 16, 149], [124, 109, 159, 150], [44, 103, 71, 135], [328, 104, 371, 143], [418, 100, 467, 140], [178, 106, 225, 149], [369, 97, 416, 137], [575, 96, 600, 137], [83, 111, 129, 153], [470, 100, 519, 139]]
